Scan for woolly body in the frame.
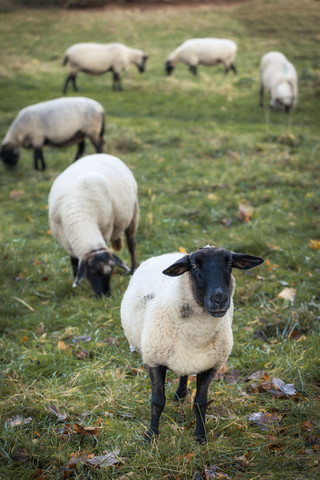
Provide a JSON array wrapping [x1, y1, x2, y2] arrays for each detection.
[[166, 38, 237, 73], [2, 97, 104, 152], [63, 42, 148, 92], [121, 252, 234, 376], [260, 51, 298, 111], [49, 153, 138, 261]]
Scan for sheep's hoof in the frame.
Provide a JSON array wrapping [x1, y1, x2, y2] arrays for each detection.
[[195, 434, 207, 445], [144, 428, 158, 443]]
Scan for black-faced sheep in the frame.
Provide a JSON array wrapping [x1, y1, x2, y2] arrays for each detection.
[[165, 38, 238, 77], [0, 97, 105, 171], [62, 42, 148, 93], [121, 246, 263, 443], [260, 51, 298, 113], [48, 153, 139, 297]]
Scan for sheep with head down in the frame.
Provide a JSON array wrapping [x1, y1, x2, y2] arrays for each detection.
[[49, 153, 139, 297], [63, 42, 148, 93], [260, 51, 298, 113], [121, 245, 263, 443]]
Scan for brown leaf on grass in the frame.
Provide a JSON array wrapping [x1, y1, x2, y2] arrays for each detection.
[[58, 340, 67, 350], [48, 402, 67, 421], [73, 348, 88, 360], [234, 454, 250, 465], [238, 204, 252, 223], [9, 190, 24, 199], [248, 412, 280, 431], [74, 423, 101, 436], [6, 415, 33, 427], [278, 287, 296, 303], [61, 450, 120, 477], [36, 322, 45, 335], [308, 239, 320, 250], [56, 424, 73, 438], [246, 371, 296, 397], [205, 465, 230, 479], [302, 420, 314, 432]]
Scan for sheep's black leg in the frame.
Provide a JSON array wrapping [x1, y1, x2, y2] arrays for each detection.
[[63, 73, 78, 94], [259, 85, 264, 108], [112, 72, 122, 91], [74, 140, 85, 161], [145, 365, 167, 441], [189, 65, 198, 76], [194, 367, 216, 444], [34, 148, 46, 171], [230, 63, 237, 74], [173, 375, 188, 402], [124, 203, 138, 272], [70, 256, 79, 277]]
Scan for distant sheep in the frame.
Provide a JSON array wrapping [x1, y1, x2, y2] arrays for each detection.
[[0, 97, 105, 171], [165, 38, 238, 76], [63, 42, 148, 93], [260, 51, 298, 113], [121, 246, 263, 443], [49, 153, 139, 297]]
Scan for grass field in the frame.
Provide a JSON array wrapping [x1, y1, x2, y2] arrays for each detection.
[[0, 1, 320, 478]]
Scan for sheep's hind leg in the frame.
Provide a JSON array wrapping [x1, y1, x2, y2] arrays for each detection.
[[259, 85, 264, 108], [112, 72, 122, 91], [145, 365, 167, 441], [230, 63, 237, 74], [189, 65, 198, 75], [194, 367, 216, 444], [34, 148, 46, 171], [173, 375, 188, 402], [125, 203, 138, 272], [74, 140, 85, 161], [70, 256, 79, 277]]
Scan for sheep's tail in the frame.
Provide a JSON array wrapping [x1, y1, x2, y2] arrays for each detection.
[[62, 55, 69, 66], [111, 238, 123, 251]]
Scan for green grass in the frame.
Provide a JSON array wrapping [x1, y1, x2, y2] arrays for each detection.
[[0, 1, 320, 478]]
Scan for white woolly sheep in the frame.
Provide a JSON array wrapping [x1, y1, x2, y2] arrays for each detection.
[[0, 97, 105, 171], [165, 38, 238, 76], [121, 246, 263, 443], [49, 153, 139, 297], [63, 42, 148, 93], [260, 51, 298, 113]]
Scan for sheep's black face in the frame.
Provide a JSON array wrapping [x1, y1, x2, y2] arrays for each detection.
[[137, 55, 148, 73], [163, 246, 264, 318], [1, 147, 19, 167], [165, 61, 174, 76], [86, 252, 116, 297]]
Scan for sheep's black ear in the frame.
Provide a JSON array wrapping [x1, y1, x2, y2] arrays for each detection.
[[113, 254, 130, 272], [162, 255, 191, 277], [231, 253, 264, 270], [73, 259, 87, 287]]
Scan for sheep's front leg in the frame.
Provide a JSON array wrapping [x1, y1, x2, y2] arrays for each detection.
[[112, 72, 122, 91], [34, 148, 46, 171], [173, 375, 188, 402], [70, 256, 79, 277], [230, 63, 237, 74], [189, 65, 198, 76], [259, 85, 264, 108], [145, 365, 167, 441], [194, 367, 216, 444]]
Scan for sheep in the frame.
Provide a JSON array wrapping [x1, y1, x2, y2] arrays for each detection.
[[259, 51, 298, 113], [62, 42, 148, 93], [165, 38, 238, 77], [121, 245, 263, 443], [48, 153, 139, 297], [0, 97, 105, 171]]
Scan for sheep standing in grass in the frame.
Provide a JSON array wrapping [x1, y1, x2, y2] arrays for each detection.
[[260, 51, 298, 113], [0, 97, 105, 171], [121, 246, 263, 443], [49, 153, 139, 297], [165, 38, 238, 76], [63, 42, 148, 93]]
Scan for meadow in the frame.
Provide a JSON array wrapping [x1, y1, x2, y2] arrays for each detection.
[[0, 0, 319, 478]]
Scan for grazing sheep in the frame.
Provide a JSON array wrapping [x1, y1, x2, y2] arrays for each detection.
[[165, 38, 238, 76], [121, 246, 263, 443], [0, 97, 105, 171], [62, 42, 148, 93], [49, 153, 139, 297], [260, 51, 298, 113]]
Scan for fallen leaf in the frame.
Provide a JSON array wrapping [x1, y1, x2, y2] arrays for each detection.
[[205, 465, 230, 479], [74, 348, 88, 360], [179, 246, 188, 253], [278, 287, 296, 302], [48, 402, 67, 421], [6, 415, 33, 427], [58, 340, 67, 350], [302, 420, 314, 432], [74, 424, 101, 436], [238, 204, 251, 223], [9, 190, 24, 200], [248, 412, 280, 430], [36, 322, 45, 335], [308, 239, 320, 250]]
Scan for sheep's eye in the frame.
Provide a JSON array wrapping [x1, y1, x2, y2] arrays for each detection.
[[191, 263, 197, 270]]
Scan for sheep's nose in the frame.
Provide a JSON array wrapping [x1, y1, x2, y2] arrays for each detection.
[[211, 289, 228, 307]]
